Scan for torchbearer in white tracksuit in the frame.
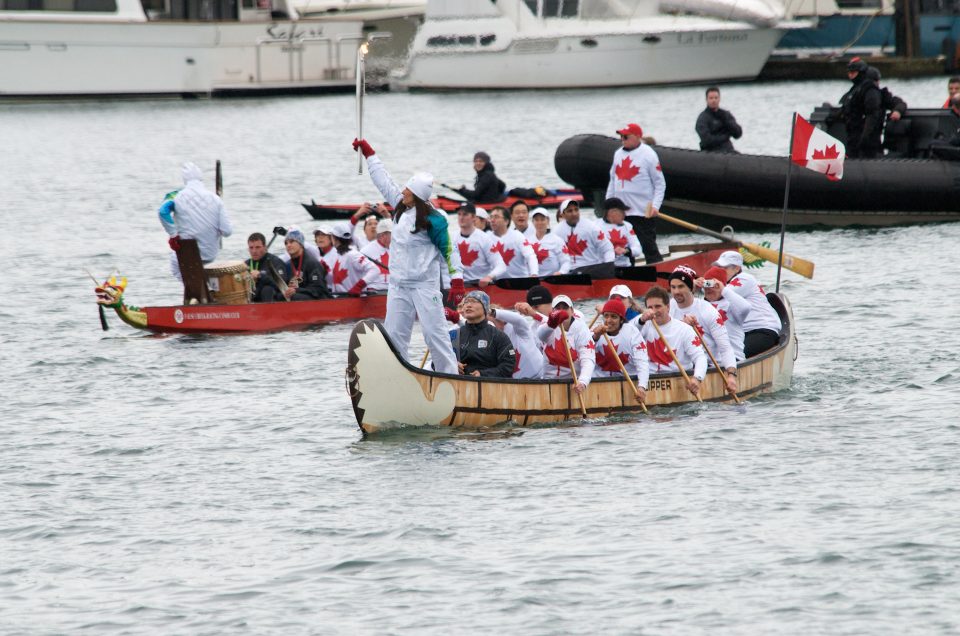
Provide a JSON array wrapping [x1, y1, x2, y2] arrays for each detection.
[[353, 138, 465, 375], [158, 161, 233, 279]]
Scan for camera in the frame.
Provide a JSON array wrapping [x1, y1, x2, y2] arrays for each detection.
[[703, 279, 718, 289], [370, 203, 379, 212]]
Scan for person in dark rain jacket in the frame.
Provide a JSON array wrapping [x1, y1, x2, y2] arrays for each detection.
[[457, 152, 506, 203]]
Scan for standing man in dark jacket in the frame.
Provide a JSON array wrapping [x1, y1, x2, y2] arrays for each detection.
[[457, 152, 506, 203], [840, 57, 883, 158], [453, 290, 516, 377], [695, 87, 743, 153]]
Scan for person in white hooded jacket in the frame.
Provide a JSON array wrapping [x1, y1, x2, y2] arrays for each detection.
[[353, 138, 465, 375], [158, 161, 233, 279]]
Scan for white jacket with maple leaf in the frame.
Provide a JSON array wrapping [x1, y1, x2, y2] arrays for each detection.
[[593, 322, 650, 387], [669, 297, 737, 370], [606, 144, 666, 216], [455, 229, 506, 281], [528, 231, 571, 275], [536, 318, 596, 386], [326, 248, 381, 295], [489, 228, 538, 278], [360, 240, 390, 291], [599, 220, 643, 267], [708, 286, 752, 361], [553, 218, 615, 267], [639, 318, 707, 379], [493, 308, 544, 379], [727, 271, 782, 333]]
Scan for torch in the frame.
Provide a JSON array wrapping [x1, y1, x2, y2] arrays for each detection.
[[356, 41, 368, 175]]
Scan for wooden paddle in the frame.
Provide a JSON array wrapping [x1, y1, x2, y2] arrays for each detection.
[[419, 350, 429, 369], [559, 322, 588, 418], [492, 273, 592, 291], [692, 325, 741, 404], [613, 266, 661, 282], [649, 318, 703, 403], [85, 268, 109, 331], [656, 211, 815, 279], [601, 332, 648, 413]]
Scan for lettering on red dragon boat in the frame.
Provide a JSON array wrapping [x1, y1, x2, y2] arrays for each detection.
[[174, 310, 242, 324]]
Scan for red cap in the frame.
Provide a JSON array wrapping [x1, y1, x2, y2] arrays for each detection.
[[601, 298, 627, 319], [616, 123, 643, 137], [703, 266, 728, 285]]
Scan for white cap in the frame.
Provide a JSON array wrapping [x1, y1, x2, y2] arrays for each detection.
[[404, 172, 434, 202], [715, 250, 744, 268], [331, 222, 353, 240], [313, 226, 332, 236], [475, 208, 490, 220], [551, 294, 573, 308], [559, 199, 579, 214], [376, 218, 393, 234], [530, 207, 550, 218], [609, 284, 633, 299]]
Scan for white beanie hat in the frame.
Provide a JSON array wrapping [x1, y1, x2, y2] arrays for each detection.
[[376, 218, 393, 234], [404, 172, 434, 202]]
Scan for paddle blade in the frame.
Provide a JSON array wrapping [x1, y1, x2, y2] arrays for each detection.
[[542, 274, 592, 286], [613, 266, 659, 282], [98, 305, 109, 331], [742, 242, 815, 279], [493, 277, 540, 291]]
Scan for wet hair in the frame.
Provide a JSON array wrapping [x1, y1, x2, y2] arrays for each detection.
[[706, 86, 720, 97], [247, 232, 266, 244], [644, 286, 671, 305], [490, 205, 511, 224]]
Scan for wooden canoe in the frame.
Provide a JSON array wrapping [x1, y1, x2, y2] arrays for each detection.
[[346, 294, 797, 435], [96, 244, 736, 334]]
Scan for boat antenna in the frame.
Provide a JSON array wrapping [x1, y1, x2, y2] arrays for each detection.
[[775, 113, 798, 293]]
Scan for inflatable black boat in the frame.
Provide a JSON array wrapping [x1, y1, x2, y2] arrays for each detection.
[[555, 107, 960, 231]]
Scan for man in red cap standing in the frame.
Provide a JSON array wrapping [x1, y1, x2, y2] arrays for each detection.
[[606, 122, 665, 264]]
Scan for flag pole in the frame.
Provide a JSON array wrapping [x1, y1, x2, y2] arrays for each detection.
[[776, 113, 797, 293]]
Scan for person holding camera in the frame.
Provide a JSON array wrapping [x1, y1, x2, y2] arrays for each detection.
[[711, 251, 781, 358], [698, 266, 752, 362], [696, 87, 743, 153], [667, 265, 738, 395], [348, 202, 390, 250]]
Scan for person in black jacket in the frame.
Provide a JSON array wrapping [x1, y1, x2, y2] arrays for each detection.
[[457, 152, 506, 203], [279, 229, 330, 301], [453, 290, 516, 377], [695, 87, 742, 153], [839, 58, 883, 158], [245, 232, 288, 302]]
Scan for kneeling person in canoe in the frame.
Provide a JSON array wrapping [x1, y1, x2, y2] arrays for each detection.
[[452, 291, 516, 378], [591, 298, 649, 404], [713, 250, 782, 358], [246, 232, 287, 302], [537, 295, 596, 394], [698, 265, 752, 362], [639, 286, 706, 397]]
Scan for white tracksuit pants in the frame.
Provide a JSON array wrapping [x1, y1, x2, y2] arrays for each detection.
[[385, 284, 458, 375]]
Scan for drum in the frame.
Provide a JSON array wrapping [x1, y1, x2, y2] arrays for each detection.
[[204, 260, 252, 305]]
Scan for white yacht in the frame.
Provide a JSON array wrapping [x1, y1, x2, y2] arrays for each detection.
[[393, 0, 796, 90], [0, 0, 377, 97]]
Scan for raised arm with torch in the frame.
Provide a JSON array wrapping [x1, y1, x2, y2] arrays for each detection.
[[356, 42, 368, 175]]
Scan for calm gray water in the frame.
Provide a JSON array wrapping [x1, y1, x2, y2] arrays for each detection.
[[3, 77, 960, 635]]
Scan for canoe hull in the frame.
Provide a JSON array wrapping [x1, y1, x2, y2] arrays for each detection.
[[347, 294, 796, 435], [106, 247, 732, 334]]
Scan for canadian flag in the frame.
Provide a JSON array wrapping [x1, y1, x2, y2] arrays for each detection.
[[790, 114, 845, 181]]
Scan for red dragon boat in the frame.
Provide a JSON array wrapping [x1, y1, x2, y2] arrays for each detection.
[[302, 189, 584, 221], [95, 243, 739, 334]]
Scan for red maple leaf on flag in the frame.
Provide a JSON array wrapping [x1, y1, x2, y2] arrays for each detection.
[[530, 242, 550, 263], [564, 233, 587, 257], [645, 337, 672, 368], [332, 260, 349, 286], [812, 144, 840, 160], [491, 241, 515, 265], [614, 156, 641, 187], [458, 241, 480, 267], [543, 336, 578, 368], [608, 228, 628, 249]]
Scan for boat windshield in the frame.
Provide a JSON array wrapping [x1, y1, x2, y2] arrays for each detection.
[[521, 0, 652, 19], [0, 0, 116, 10]]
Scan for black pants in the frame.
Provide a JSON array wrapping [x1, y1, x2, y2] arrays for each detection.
[[626, 215, 663, 264], [744, 328, 780, 358]]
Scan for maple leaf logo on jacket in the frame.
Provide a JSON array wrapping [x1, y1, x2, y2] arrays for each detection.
[[458, 241, 480, 267], [531, 242, 549, 263], [377, 252, 389, 273], [715, 307, 727, 325], [614, 156, 641, 187], [332, 261, 349, 286], [729, 278, 743, 287], [564, 232, 587, 257], [646, 337, 672, 368], [608, 228, 627, 249], [543, 336, 578, 369], [491, 241, 515, 265], [595, 342, 629, 373]]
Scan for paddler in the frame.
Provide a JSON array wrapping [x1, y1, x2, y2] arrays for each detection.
[[712, 251, 782, 358], [536, 294, 596, 394], [637, 286, 706, 397], [353, 137, 465, 375], [455, 151, 507, 204], [552, 199, 615, 278], [158, 161, 233, 279], [245, 232, 286, 302], [590, 298, 649, 404]]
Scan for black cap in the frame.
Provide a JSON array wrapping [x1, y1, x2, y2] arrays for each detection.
[[866, 66, 881, 82], [847, 57, 868, 73], [526, 285, 552, 306], [458, 202, 477, 215], [603, 197, 629, 212]]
